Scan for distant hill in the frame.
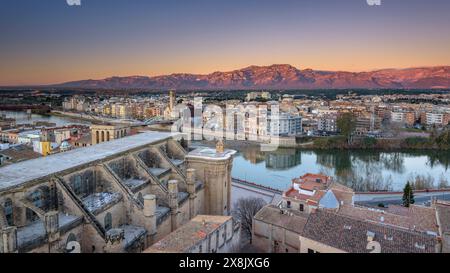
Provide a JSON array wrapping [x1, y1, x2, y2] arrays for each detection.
[[55, 64, 450, 90]]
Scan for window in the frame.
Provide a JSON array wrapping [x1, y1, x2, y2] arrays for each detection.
[[107, 131, 110, 141], [299, 204, 304, 212], [26, 189, 46, 222], [104, 212, 112, 231], [96, 131, 99, 143], [101, 131, 105, 142], [67, 233, 77, 244], [287, 201, 291, 208], [4, 198, 13, 226], [73, 176, 82, 195], [30, 190, 43, 208]]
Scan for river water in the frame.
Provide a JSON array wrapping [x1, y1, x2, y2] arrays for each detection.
[[0, 111, 91, 126], [231, 146, 450, 192]]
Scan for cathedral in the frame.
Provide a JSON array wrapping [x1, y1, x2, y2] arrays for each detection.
[[0, 131, 236, 253]]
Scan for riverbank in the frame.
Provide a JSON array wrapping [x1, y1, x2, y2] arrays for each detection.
[[232, 177, 450, 207], [308, 135, 450, 150], [50, 110, 142, 126], [200, 134, 450, 150]]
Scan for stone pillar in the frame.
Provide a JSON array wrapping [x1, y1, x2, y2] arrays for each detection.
[[104, 228, 125, 253], [186, 169, 197, 219], [168, 180, 179, 231], [44, 211, 60, 243], [143, 194, 157, 245], [1, 226, 18, 253]]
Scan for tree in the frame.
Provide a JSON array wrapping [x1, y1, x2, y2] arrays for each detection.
[[402, 182, 415, 207], [436, 130, 450, 149], [438, 174, 449, 189], [337, 113, 356, 144], [232, 197, 267, 244]]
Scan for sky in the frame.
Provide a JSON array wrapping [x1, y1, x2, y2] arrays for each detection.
[[0, 0, 449, 85]]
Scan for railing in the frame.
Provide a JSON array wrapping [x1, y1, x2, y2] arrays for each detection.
[[231, 178, 283, 195]]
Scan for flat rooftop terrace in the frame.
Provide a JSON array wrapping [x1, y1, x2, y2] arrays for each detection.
[[186, 147, 236, 161], [0, 131, 176, 192]]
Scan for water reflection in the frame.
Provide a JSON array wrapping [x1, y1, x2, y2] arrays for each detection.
[[0, 111, 90, 126], [232, 146, 450, 192]]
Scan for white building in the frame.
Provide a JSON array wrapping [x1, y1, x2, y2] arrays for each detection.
[[267, 112, 302, 137], [317, 115, 337, 133], [425, 112, 445, 125], [17, 130, 41, 144]]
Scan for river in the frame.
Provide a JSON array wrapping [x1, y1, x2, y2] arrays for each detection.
[[231, 146, 450, 192], [0, 111, 91, 126]]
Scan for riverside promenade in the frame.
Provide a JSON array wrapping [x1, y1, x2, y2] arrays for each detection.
[[231, 178, 283, 209], [231, 177, 450, 208]]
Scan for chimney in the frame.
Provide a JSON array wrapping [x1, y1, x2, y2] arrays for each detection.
[[186, 168, 196, 193], [143, 194, 156, 218]]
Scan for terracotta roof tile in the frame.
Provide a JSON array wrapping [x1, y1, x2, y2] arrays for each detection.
[[302, 210, 437, 253]]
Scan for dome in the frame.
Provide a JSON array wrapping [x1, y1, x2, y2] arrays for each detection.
[[60, 141, 72, 151]]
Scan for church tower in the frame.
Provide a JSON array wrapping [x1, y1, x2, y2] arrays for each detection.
[[185, 140, 236, 216]]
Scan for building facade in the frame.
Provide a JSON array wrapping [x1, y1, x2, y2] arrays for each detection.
[[144, 215, 240, 253], [90, 124, 131, 145]]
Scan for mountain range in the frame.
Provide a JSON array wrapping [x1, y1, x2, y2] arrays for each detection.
[[55, 64, 450, 90]]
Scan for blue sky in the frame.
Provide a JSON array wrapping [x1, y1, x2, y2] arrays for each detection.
[[1, 0, 449, 85]]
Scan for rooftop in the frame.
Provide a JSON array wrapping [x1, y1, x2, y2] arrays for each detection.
[[186, 147, 236, 161], [17, 213, 82, 251], [337, 205, 438, 234], [144, 215, 232, 253], [284, 187, 324, 204], [0, 131, 176, 192], [292, 173, 332, 191], [119, 225, 147, 249], [436, 201, 450, 233], [82, 192, 123, 214], [302, 210, 437, 253], [254, 204, 309, 234], [0, 145, 41, 164]]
